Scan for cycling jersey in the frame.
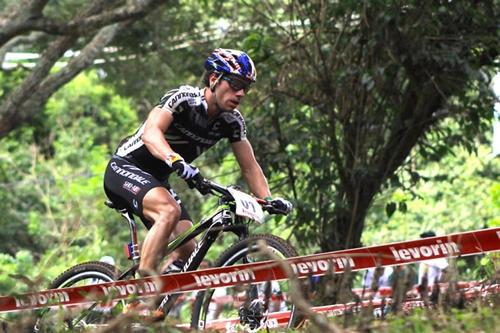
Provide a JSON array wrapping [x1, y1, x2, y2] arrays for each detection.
[[115, 85, 247, 180]]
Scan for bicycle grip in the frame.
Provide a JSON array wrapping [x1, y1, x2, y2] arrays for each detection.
[[187, 174, 211, 195]]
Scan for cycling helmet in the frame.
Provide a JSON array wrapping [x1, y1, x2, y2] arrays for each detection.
[[205, 48, 257, 82]]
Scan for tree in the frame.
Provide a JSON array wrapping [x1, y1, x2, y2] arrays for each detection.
[[0, 0, 168, 137], [243, 0, 498, 252], [0, 71, 137, 257]]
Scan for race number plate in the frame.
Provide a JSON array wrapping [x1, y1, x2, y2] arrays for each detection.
[[227, 188, 265, 223]]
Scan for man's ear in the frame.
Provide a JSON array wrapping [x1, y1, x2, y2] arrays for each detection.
[[210, 73, 221, 92]]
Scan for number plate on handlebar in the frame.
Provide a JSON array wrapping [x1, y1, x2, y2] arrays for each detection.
[[227, 188, 265, 223]]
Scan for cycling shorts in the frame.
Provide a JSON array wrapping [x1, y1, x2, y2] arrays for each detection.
[[103, 155, 191, 229]]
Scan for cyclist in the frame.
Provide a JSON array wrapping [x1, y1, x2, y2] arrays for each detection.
[[103, 48, 292, 280]]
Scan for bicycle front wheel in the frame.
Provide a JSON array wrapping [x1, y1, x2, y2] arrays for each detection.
[[191, 234, 306, 331], [33, 261, 121, 332]]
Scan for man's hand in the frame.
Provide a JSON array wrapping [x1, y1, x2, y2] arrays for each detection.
[[165, 152, 199, 181], [172, 160, 200, 180], [265, 197, 293, 215]]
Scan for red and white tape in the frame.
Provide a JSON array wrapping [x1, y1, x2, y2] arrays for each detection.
[[0, 227, 498, 313], [193, 283, 500, 331], [181, 301, 386, 330]]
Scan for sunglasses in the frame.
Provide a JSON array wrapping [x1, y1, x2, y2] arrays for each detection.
[[221, 76, 251, 93]]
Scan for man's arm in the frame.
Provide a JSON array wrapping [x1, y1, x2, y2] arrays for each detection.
[[141, 106, 176, 161], [231, 139, 271, 199]]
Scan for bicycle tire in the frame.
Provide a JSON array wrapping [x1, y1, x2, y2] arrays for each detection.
[[190, 234, 306, 330], [33, 261, 121, 333]]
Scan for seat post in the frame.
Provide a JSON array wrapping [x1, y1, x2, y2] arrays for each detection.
[[120, 209, 141, 265]]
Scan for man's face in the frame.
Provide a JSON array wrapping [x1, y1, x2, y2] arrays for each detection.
[[214, 74, 252, 111]]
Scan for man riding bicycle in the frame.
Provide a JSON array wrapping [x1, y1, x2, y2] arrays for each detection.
[[103, 48, 292, 284]]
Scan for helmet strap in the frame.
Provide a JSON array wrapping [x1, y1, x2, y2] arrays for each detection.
[[210, 73, 223, 92], [210, 73, 227, 112]]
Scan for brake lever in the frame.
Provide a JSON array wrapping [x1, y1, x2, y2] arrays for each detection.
[[256, 198, 273, 212], [194, 178, 212, 195]]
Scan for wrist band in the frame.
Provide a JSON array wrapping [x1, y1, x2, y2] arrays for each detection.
[[264, 196, 273, 201], [165, 152, 183, 167]]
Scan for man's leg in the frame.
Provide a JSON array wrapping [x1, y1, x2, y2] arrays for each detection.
[[160, 219, 197, 272], [139, 187, 181, 275]]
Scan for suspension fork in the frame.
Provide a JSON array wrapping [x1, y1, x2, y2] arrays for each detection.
[[231, 218, 260, 300]]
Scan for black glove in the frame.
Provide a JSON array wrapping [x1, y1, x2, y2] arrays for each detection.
[[265, 197, 293, 215]]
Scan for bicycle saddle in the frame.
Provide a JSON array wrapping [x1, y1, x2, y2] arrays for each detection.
[[104, 200, 131, 213]]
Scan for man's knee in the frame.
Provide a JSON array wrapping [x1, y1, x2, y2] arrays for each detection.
[[143, 187, 182, 223], [156, 203, 181, 224]]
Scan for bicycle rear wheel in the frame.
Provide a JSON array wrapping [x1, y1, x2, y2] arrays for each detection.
[[190, 234, 306, 331], [33, 261, 121, 332]]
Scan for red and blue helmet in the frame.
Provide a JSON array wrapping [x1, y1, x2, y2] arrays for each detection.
[[204, 48, 257, 82]]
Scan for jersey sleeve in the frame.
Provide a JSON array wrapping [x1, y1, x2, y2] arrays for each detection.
[[157, 86, 200, 115], [157, 89, 179, 114], [223, 111, 247, 143]]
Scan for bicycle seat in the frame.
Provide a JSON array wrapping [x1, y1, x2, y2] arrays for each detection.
[[105, 200, 131, 213]]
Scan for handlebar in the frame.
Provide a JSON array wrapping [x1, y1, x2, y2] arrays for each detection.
[[188, 175, 273, 210]]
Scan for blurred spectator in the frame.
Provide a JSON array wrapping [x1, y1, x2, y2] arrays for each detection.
[[207, 287, 229, 320], [363, 266, 393, 289], [99, 255, 115, 266], [418, 231, 449, 286], [267, 281, 287, 312]]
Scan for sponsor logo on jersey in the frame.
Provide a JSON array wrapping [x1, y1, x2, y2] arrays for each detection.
[[123, 181, 141, 195], [116, 123, 145, 157], [110, 162, 151, 185], [167, 91, 200, 109], [172, 123, 218, 145]]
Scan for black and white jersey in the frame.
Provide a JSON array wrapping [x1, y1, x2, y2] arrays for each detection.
[[115, 85, 247, 179]]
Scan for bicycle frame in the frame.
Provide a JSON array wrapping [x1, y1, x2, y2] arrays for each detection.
[[115, 196, 252, 315], [34, 180, 284, 331]]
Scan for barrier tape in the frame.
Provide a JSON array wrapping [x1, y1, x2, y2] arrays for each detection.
[[181, 301, 385, 331], [0, 227, 498, 313], [193, 283, 500, 331]]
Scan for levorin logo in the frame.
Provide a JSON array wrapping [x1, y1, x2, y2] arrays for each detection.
[[390, 240, 459, 261]]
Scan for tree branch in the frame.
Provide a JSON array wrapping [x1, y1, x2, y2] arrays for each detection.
[[0, 0, 163, 46], [0, 0, 168, 137], [26, 0, 50, 16], [0, 31, 46, 65], [25, 23, 124, 113], [0, 34, 77, 136]]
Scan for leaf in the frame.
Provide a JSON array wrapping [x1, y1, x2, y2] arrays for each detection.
[[398, 201, 407, 214], [385, 202, 397, 218]]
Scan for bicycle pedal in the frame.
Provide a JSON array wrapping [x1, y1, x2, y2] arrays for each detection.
[[123, 301, 166, 322], [162, 259, 184, 275]]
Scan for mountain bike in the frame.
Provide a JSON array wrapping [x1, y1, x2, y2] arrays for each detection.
[[32, 178, 304, 332]]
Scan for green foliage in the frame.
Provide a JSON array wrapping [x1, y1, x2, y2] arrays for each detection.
[[363, 145, 499, 245], [0, 2, 498, 327], [0, 250, 35, 293], [0, 70, 138, 294], [239, 0, 499, 252], [374, 306, 500, 333]]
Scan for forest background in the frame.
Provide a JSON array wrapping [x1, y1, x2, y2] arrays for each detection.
[[0, 0, 498, 317]]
